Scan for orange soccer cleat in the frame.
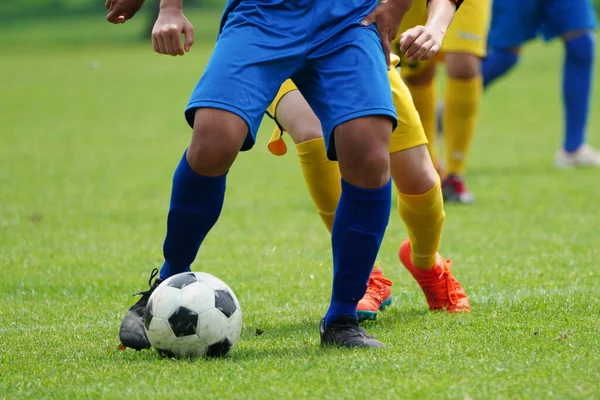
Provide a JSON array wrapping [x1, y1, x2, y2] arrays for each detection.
[[399, 239, 470, 313], [356, 269, 393, 321]]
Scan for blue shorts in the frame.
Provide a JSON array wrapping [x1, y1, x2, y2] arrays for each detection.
[[488, 0, 598, 50], [185, 0, 397, 160]]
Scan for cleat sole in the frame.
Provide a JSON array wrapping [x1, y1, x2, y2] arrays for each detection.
[[379, 296, 392, 310], [356, 296, 392, 322]]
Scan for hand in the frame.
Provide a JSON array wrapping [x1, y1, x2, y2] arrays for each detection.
[[399, 25, 445, 62], [361, 0, 413, 68], [152, 7, 195, 56], [106, 0, 146, 24]]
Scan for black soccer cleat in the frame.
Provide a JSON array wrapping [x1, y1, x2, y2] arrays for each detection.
[[119, 268, 163, 350], [319, 317, 384, 349]]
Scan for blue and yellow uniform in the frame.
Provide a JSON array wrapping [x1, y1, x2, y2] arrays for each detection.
[[391, 0, 491, 198], [266, 54, 427, 157], [396, 0, 490, 76], [185, 0, 397, 160], [265, 0, 467, 157]]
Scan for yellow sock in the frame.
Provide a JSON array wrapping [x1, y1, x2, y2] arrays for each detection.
[[296, 138, 341, 233], [296, 138, 383, 273], [405, 81, 438, 167], [443, 77, 483, 176], [396, 176, 445, 269]]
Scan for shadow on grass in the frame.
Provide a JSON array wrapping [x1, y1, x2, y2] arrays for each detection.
[[111, 309, 445, 363]]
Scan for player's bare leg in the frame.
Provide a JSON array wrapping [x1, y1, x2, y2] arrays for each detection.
[[276, 91, 324, 145], [273, 90, 392, 322], [119, 108, 247, 350]]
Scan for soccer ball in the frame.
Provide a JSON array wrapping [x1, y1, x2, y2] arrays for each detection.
[[143, 271, 242, 359]]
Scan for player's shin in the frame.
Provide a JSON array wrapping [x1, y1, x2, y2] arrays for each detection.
[[391, 146, 444, 269], [296, 138, 342, 233], [563, 33, 595, 153], [160, 150, 226, 280], [325, 179, 391, 326], [443, 76, 482, 176]]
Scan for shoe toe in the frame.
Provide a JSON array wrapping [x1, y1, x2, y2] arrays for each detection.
[[119, 310, 151, 350]]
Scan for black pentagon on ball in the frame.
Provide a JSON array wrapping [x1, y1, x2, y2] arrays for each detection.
[[214, 290, 237, 318], [206, 339, 232, 358], [143, 298, 154, 330], [168, 306, 198, 337], [167, 272, 198, 289]]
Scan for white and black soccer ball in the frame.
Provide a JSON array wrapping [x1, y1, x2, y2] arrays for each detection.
[[143, 271, 242, 359]]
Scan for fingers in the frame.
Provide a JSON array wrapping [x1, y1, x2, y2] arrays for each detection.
[[183, 24, 195, 52], [399, 27, 422, 53], [161, 33, 175, 55], [405, 32, 429, 59], [361, 8, 376, 26], [408, 41, 433, 61], [402, 27, 436, 62], [106, 1, 142, 23], [420, 43, 440, 61], [154, 34, 167, 54], [361, 14, 374, 26], [171, 32, 183, 56], [153, 25, 188, 55], [106, 7, 125, 23], [152, 32, 160, 53]]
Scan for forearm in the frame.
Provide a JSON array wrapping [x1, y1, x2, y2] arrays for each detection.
[[160, 0, 182, 9], [425, 0, 457, 36]]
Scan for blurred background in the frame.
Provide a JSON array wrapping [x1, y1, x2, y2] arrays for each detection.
[[1, 2, 599, 398], [3, 0, 600, 19], [3, 0, 600, 33]]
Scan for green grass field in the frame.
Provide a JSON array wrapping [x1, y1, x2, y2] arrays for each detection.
[[1, 11, 599, 400]]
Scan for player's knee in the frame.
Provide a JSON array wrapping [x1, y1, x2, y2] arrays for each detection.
[[187, 138, 238, 176], [335, 116, 393, 189], [445, 53, 481, 80], [390, 145, 438, 195], [187, 108, 248, 176], [402, 62, 437, 86], [342, 150, 390, 189], [565, 33, 595, 66], [287, 124, 323, 144]]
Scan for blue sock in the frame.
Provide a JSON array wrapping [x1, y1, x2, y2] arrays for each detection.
[[324, 179, 391, 327], [563, 34, 595, 153], [482, 49, 519, 88], [160, 151, 226, 280]]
